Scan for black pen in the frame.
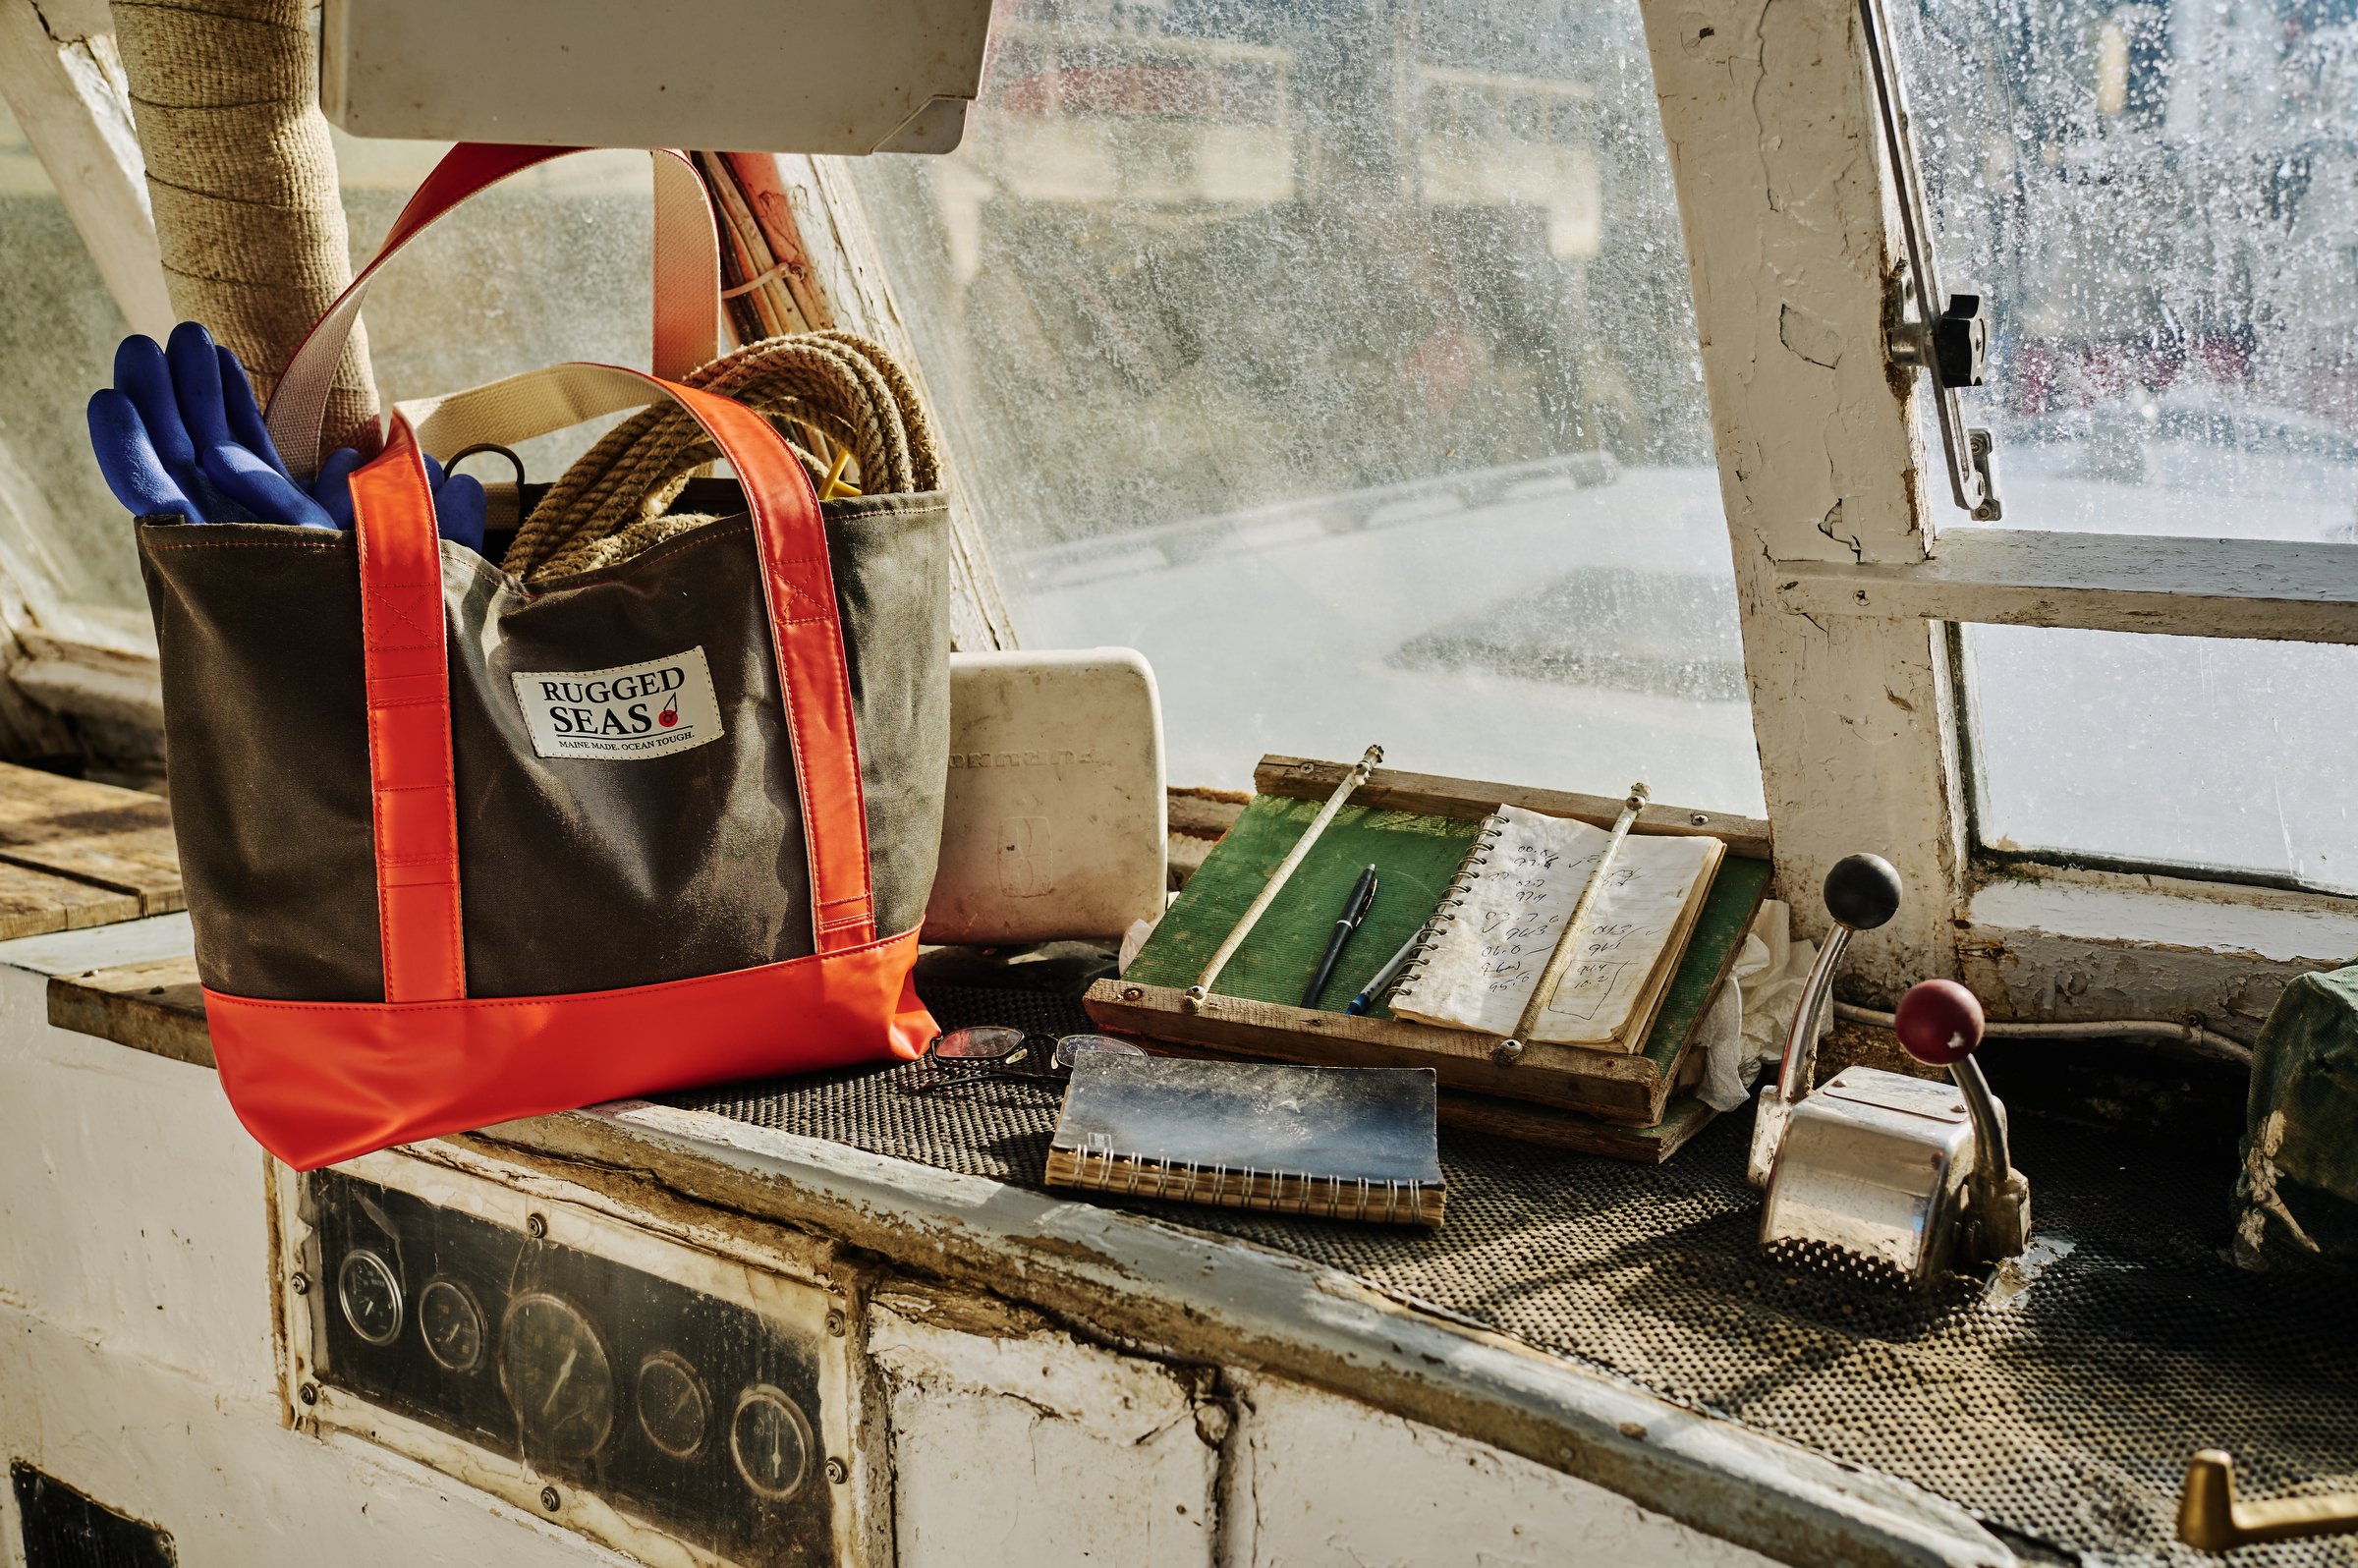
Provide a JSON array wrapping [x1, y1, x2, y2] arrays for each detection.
[[1302, 865, 1379, 1008]]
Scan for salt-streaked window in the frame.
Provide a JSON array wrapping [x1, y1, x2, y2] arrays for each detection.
[[843, 0, 1761, 806]]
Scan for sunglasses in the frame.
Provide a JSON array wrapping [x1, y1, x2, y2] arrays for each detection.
[[910, 1025, 1145, 1092]]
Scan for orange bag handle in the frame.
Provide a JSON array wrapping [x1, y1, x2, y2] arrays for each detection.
[[266, 142, 724, 477], [347, 367, 876, 1004]]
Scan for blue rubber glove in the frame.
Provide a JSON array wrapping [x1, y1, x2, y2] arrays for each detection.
[[88, 322, 487, 553], [310, 447, 486, 556]]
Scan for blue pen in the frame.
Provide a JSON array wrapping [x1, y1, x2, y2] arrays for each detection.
[[1344, 924, 1427, 1015]]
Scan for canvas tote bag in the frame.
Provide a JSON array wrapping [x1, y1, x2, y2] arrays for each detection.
[[139, 143, 948, 1169]]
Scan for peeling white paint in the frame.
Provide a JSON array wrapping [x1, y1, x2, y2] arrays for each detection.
[[0, 976, 637, 1566], [1220, 1376, 1783, 1568], [0, 960, 271, 1401], [870, 1302, 1217, 1567], [1642, 0, 1964, 995]]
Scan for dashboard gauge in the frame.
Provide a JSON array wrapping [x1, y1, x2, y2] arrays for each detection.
[[418, 1277, 485, 1372], [729, 1384, 814, 1501], [635, 1351, 711, 1459], [498, 1292, 615, 1457], [336, 1249, 404, 1346]]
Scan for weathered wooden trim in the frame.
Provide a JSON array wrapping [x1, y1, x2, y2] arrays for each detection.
[[1256, 755, 1771, 860], [467, 1102, 2012, 1568], [0, 861, 141, 939], [0, 759, 179, 905], [1085, 980, 1665, 1121], [1958, 863, 2358, 1040], [1777, 530, 2358, 643], [0, 0, 173, 340], [7, 629, 162, 733], [1641, 0, 1965, 994], [46, 951, 208, 1066]]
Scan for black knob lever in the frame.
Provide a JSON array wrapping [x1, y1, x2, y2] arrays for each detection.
[[1824, 853, 1903, 932], [1749, 851, 1905, 1188]]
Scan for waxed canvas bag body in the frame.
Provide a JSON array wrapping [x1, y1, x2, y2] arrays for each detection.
[[138, 144, 947, 1168]]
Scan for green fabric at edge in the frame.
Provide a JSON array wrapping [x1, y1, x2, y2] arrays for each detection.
[[2237, 965, 2358, 1274]]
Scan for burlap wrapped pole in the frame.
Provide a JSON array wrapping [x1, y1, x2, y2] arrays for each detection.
[[109, 0, 377, 460]]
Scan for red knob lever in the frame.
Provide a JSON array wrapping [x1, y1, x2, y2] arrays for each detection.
[[1893, 979, 1985, 1065]]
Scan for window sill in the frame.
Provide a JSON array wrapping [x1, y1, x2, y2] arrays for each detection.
[[1961, 864, 2357, 1036]]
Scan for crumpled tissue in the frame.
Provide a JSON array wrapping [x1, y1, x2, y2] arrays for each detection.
[[1696, 900, 1822, 1112]]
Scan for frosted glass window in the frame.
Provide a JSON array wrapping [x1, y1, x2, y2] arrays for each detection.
[[1967, 626, 2357, 893], [1900, 0, 2358, 890], [842, 0, 1762, 805], [0, 96, 144, 623], [334, 133, 654, 481], [1895, 0, 2358, 541]]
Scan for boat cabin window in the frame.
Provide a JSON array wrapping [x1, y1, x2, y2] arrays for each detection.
[[1894, 0, 2358, 894], [0, 0, 2354, 1012], [0, 95, 146, 632], [329, 134, 659, 481], [842, 0, 1765, 810]]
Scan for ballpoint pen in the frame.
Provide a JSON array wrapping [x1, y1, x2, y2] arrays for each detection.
[[1302, 865, 1379, 1008], [1344, 924, 1426, 1015]]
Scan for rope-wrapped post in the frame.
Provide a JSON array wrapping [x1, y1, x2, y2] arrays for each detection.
[[109, 0, 377, 459]]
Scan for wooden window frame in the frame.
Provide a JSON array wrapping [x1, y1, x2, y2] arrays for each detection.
[[1640, 0, 2358, 1028], [5, 0, 2349, 1032]]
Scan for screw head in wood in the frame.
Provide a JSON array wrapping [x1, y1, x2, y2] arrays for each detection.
[[298, 1382, 318, 1406], [540, 1485, 561, 1512], [824, 1458, 848, 1485], [289, 1271, 309, 1295], [825, 1310, 845, 1337], [526, 1213, 548, 1240]]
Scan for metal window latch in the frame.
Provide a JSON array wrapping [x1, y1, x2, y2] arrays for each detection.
[[1858, 0, 2003, 522], [1890, 292, 1989, 391]]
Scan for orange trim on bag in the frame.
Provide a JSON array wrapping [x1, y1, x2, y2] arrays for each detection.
[[204, 926, 931, 1171], [350, 423, 467, 1003]]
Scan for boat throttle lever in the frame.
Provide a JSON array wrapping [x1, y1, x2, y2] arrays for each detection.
[[1892, 980, 2034, 1264], [1752, 854, 2033, 1286], [1746, 853, 1903, 1190]]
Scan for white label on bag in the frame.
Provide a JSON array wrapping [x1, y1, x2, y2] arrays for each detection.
[[510, 647, 725, 761]]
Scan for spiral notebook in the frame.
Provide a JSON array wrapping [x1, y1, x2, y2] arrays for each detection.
[[1388, 804, 1723, 1051], [1046, 1055, 1444, 1227]]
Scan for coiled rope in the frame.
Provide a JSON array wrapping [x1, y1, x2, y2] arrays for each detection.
[[506, 330, 942, 582]]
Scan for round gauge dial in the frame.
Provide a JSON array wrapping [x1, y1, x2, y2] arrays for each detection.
[[635, 1351, 711, 1460], [498, 1292, 615, 1457], [729, 1384, 814, 1501], [418, 1277, 485, 1372], [336, 1248, 403, 1347]]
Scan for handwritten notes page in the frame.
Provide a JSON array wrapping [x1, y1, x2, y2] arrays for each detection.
[[1389, 805, 1722, 1049]]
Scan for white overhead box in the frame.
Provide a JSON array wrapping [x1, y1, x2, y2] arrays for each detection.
[[320, 0, 994, 154]]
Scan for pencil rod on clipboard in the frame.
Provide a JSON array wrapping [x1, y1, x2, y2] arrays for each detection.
[[1186, 745, 1383, 1011], [1496, 783, 1650, 1063]]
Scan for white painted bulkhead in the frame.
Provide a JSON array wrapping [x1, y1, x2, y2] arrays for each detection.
[[0, 921, 1798, 1568]]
